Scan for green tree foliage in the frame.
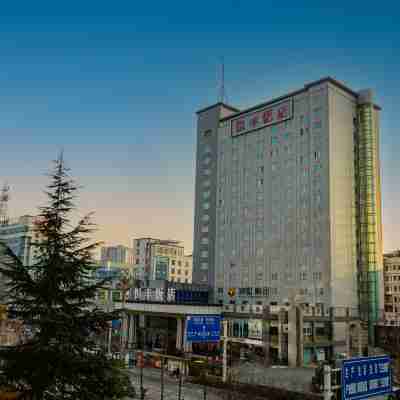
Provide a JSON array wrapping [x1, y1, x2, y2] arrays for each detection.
[[0, 154, 135, 399]]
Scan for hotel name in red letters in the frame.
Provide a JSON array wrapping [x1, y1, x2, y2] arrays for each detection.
[[231, 98, 293, 137]]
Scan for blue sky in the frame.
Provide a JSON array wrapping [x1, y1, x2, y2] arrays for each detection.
[[0, 0, 398, 253]]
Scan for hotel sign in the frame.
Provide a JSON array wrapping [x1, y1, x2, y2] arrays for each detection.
[[231, 98, 292, 137]]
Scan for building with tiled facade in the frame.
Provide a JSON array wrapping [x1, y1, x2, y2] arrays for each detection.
[[192, 77, 383, 342], [383, 251, 400, 325], [133, 238, 192, 283]]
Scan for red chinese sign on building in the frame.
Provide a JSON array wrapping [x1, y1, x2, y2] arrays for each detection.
[[231, 99, 292, 137]]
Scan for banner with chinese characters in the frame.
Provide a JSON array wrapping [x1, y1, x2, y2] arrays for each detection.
[[231, 98, 292, 137], [341, 355, 392, 400], [129, 287, 176, 303]]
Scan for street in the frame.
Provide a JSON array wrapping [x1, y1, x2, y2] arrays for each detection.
[[128, 367, 223, 400]]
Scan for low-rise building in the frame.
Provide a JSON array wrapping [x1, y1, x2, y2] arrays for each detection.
[[133, 238, 193, 283], [383, 250, 400, 325]]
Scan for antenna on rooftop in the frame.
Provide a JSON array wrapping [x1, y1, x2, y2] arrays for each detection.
[[0, 183, 10, 226], [218, 57, 227, 103]]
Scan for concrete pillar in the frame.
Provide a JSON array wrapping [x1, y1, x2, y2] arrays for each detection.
[[176, 317, 183, 351], [182, 317, 192, 353], [288, 306, 303, 367], [345, 322, 351, 357], [277, 309, 283, 362], [262, 306, 271, 366], [288, 306, 297, 367], [298, 307, 304, 366]]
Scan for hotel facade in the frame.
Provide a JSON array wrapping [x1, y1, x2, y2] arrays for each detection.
[[192, 77, 383, 338]]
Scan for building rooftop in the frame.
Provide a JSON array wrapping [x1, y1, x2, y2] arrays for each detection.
[[196, 77, 381, 122]]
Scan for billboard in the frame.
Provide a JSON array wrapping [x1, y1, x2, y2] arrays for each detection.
[[341, 355, 392, 400], [186, 315, 221, 343], [231, 98, 292, 137], [154, 256, 169, 280]]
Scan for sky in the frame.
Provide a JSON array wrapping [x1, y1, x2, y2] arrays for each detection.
[[0, 0, 399, 254]]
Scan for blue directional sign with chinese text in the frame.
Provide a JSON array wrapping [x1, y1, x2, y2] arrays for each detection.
[[186, 315, 221, 343], [342, 355, 392, 400]]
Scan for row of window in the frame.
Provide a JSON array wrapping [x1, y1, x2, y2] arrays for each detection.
[[170, 268, 190, 276], [385, 264, 400, 271], [385, 275, 400, 282], [170, 277, 190, 283]]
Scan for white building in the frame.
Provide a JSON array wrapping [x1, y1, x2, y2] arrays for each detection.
[[193, 77, 383, 335], [133, 238, 192, 283], [383, 251, 400, 325]]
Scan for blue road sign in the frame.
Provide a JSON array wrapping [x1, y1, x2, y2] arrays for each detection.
[[341, 355, 392, 400], [186, 315, 221, 343]]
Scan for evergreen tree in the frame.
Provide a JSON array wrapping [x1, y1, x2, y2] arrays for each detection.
[[0, 154, 135, 400]]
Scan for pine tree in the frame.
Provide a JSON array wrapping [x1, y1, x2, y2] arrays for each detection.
[[0, 153, 135, 400]]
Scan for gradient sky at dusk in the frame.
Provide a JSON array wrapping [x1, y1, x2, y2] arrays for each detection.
[[0, 0, 399, 254]]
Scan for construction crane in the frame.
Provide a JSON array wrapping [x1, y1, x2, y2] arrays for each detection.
[[0, 183, 10, 226]]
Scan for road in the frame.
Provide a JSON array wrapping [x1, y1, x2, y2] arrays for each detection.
[[128, 367, 223, 400]]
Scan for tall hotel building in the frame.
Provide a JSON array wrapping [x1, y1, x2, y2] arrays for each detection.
[[193, 77, 383, 330]]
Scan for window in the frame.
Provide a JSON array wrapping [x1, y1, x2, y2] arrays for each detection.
[[203, 129, 212, 137], [201, 225, 209, 233], [300, 272, 307, 280], [177, 269, 181, 275], [201, 262, 208, 270], [202, 191, 211, 199], [178, 261, 181, 266], [171, 260, 175, 266], [185, 270, 189, 276], [202, 214, 210, 222], [203, 202, 210, 210], [315, 151, 320, 161], [271, 272, 278, 281], [203, 169, 211, 176], [203, 156, 211, 165], [177, 277, 181, 283], [203, 146, 212, 155], [201, 250, 208, 258], [201, 237, 209, 245], [203, 180, 211, 188], [185, 279, 189, 283]]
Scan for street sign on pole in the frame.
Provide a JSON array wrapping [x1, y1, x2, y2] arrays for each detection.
[[186, 315, 221, 343], [341, 355, 392, 400]]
